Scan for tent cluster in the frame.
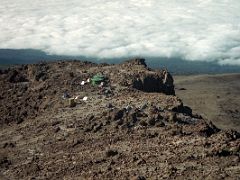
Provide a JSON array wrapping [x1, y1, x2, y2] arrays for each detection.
[[62, 74, 108, 107], [91, 74, 105, 86]]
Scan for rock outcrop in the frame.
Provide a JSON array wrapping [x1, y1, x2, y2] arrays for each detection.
[[0, 59, 175, 124]]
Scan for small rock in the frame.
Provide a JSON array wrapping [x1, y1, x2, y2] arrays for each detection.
[[16, 117, 24, 124], [93, 123, 103, 133], [106, 103, 114, 108], [88, 115, 95, 121], [72, 139, 84, 148], [0, 156, 11, 168], [3, 142, 15, 148], [229, 146, 240, 155], [199, 121, 219, 137], [170, 127, 183, 136], [147, 132, 158, 138], [51, 121, 61, 126], [116, 119, 124, 126], [168, 112, 177, 122], [125, 105, 132, 112], [103, 120, 111, 126], [148, 117, 156, 126], [136, 158, 146, 165], [106, 149, 118, 157], [139, 120, 148, 127], [131, 176, 146, 180], [139, 103, 148, 111], [63, 132, 69, 137], [84, 127, 92, 132], [179, 88, 186, 90], [56, 136, 65, 141], [53, 126, 60, 133], [156, 121, 165, 127], [109, 109, 124, 121]]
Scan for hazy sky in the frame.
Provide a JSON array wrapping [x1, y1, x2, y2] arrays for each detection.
[[0, 0, 240, 65]]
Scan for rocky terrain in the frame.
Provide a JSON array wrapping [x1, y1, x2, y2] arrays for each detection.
[[0, 59, 239, 179]]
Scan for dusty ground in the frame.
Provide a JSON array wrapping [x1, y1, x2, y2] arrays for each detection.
[[174, 74, 240, 132], [0, 59, 239, 179]]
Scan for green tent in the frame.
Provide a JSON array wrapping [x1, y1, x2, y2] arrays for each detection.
[[91, 74, 105, 85]]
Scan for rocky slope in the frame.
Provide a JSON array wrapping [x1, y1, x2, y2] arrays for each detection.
[[0, 59, 239, 179]]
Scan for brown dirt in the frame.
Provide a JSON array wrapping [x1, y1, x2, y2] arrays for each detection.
[[174, 74, 240, 132], [0, 59, 239, 179]]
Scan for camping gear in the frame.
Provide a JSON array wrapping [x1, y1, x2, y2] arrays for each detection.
[[63, 92, 70, 99], [99, 82, 104, 88], [81, 81, 85, 85], [75, 95, 80, 100], [69, 98, 76, 107], [91, 74, 105, 85], [83, 96, 88, 101]]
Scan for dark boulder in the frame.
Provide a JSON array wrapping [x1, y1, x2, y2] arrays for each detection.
[[8, 70, 28, 83]]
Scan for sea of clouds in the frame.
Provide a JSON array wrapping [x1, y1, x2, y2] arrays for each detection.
[[0, 0, 240, 65]]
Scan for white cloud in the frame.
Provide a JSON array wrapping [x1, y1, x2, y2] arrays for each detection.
[[0, 0, 240, 65]]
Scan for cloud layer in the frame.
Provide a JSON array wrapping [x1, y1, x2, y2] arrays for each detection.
[[0, 0, 240, 65]]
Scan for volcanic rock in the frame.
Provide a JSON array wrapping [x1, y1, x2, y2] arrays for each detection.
[[0, 59, 239, 179]]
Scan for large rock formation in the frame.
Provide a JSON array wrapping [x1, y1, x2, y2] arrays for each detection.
[[109, 58, 175, 94]]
